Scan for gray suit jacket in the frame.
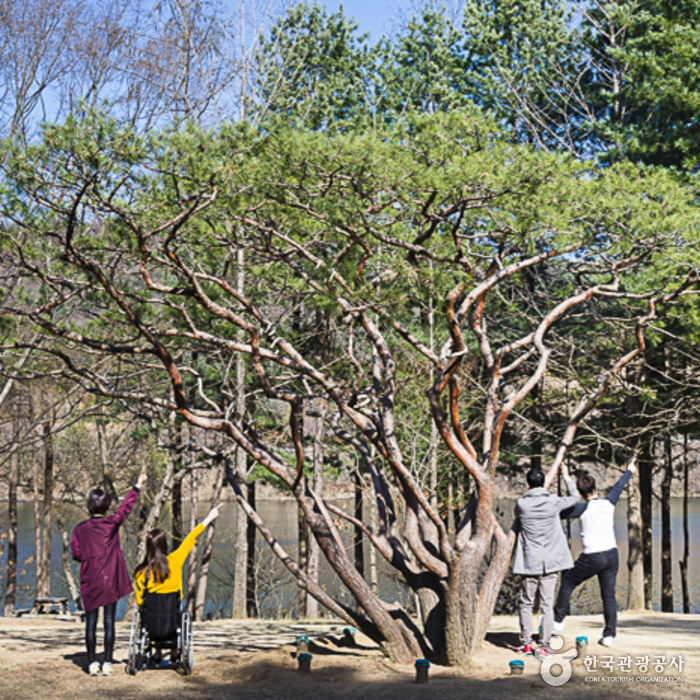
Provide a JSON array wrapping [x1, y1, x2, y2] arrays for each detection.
[[512, 476, 580, 576]]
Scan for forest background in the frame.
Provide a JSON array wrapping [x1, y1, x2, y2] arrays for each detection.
[[1, 0, 700, 665]]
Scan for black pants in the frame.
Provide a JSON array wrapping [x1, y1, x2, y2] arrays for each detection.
[[554, 547, 619, 638], [85, 602, 117, 664]]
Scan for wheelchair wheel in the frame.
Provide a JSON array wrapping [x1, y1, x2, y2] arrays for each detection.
[[180, 611, 193, 675], [126, 608, 142, 675]]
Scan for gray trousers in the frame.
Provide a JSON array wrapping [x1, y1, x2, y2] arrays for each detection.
[[519, 572, 558, 646]]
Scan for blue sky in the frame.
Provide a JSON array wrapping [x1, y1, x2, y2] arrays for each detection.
[[321, 0, 408, 38]]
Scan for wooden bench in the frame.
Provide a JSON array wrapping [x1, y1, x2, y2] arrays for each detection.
[[30, 597, 70, 615], [14, 597, 85, 621]]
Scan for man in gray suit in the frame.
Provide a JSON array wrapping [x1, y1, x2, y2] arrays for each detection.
[[513, 463, 579, 657]]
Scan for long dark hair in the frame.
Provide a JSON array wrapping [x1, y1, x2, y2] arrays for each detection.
[[134, 528, 171, 585]]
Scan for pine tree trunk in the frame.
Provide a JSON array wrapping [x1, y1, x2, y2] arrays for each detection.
[[368, 477, 378, 595], [246, 479, 257, 618], [195, 465, 224, 621], [661, 436, 673, 612], [680, 433, 690, 614], [530, 381, 543, 471], [96, 421, 117, 503], [353, 470, 364, 579], [627, 466, 645, 610], [33, 450, 42, 597], [137, 455, 177, 562], [427, 265, 439, 510], [297, 502, 309, 618], [186, 468, 199, 615], [171, 421, 184, 551], [231, 448, 248, 618], [2, 352, 33, 616], [639, 440, 653, 609], [305, 409, 324, 619], [231, 244, 249, 618], [40, 422, 54, 599], [4, 451, 19, 616], [624, 366, 645, 610], [56, 513, 82, 611]]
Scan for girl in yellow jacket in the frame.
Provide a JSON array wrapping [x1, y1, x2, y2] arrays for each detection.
[[133, 505, 220, 607]]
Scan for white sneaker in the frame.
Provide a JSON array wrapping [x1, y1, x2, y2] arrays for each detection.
[[553, 620, 565, 632], [599, 636, 614, 647], [88, 661, 100, 676], [102, 662, 114, 676]]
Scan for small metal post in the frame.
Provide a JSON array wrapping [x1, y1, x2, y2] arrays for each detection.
[[414, 658, 430, 683], [298, 652, 313, 673], [509, 660, 525, 675]]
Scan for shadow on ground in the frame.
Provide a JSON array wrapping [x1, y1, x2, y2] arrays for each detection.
[[485, 631, 521, 651], [111, 660, 697, 700]]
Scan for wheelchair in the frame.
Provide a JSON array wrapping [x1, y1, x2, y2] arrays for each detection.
[[126, 591, 193, 675]]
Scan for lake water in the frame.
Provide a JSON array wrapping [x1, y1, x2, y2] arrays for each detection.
[[1, 497, 698, 620]]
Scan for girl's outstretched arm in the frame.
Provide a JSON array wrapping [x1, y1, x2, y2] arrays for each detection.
[[170, 506, 221, 568], [111, 465, 148, 527]]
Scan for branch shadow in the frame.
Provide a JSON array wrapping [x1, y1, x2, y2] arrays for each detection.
[[484, 631, 522, 651]]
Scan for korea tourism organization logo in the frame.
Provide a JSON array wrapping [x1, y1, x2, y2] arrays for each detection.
[[581, 652, 685, 684], [539, 636, 577, 686], [536, 637, 685, 687]]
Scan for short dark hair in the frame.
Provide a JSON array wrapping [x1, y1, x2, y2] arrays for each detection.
[[577, 473, 597, 498], [87, 488, 111, 515], [526, 468, 545, 489]]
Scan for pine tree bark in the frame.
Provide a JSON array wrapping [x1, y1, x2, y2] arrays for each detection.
[[661, 436, 673, 612], [33, 448, 42, 597], [627, 465, 645, 610], [368, 476, 378, 595], [679, 433, 690, 614], [195, 465, 224, 621], [639, 439, 654, 609], [4, 451, 19, 616], [186, 468, 199, 615], [96, 421, 117, 504], [305, 406, 325, 619], [353, 470, 364, 579], [56, 513, 82, 611], [624, 364, 645, 610], [246, 479, 257, 618], [38, 422, 54, 598], [231, 447, 248, 618], [297, 501, 309, 618], [231, 243, 249, 618], [171, 420, 184, 550]]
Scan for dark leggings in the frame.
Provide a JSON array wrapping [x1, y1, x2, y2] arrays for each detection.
[[85, 602, 117, 664], [554, 547, 619, 638]]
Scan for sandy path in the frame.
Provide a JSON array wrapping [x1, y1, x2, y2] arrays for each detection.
[[1, 612, 698, 699]]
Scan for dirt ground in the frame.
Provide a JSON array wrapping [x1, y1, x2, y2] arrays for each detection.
[[1, 611, 698, 700]]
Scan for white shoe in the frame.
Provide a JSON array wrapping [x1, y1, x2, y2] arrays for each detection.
[[88, 661, 100, 676], [553, 620, 565, 632], [599, 636, 614, 647], [102, 662, 114, 676]]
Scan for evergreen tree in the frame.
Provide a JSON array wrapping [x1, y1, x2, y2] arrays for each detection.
[[255, 2, 374, 130], [377, 4, 470, 118], [460, 0, 578, 147], [602, 0, 700, 170]]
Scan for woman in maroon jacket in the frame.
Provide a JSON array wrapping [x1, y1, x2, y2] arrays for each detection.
[[72, 467, 146, 676]]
